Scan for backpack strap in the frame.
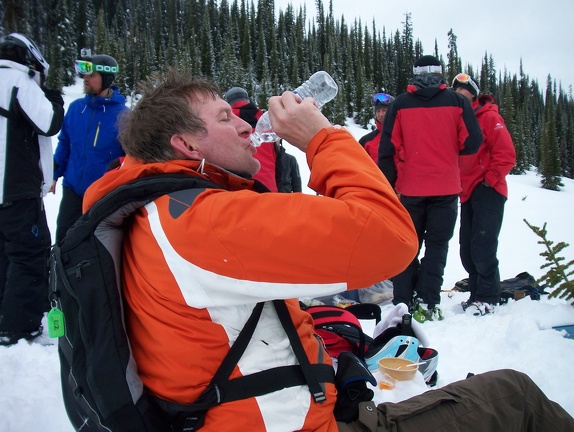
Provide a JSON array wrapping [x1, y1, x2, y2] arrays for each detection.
[[273, 300, 328, 404], [158, 300, 334, 432]]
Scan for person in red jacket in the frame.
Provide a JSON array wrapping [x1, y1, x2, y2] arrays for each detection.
[[452, 73, 516, 316], [224, 86, 282, 191], [378, 55, 483, 322], [359, 93, 395, 163]]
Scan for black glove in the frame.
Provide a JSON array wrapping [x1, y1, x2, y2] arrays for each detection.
[[42, 87, 64, 107], [334, 351, 376, 423]]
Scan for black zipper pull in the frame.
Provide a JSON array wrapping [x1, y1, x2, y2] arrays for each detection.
[[75, 260, 91, 280]]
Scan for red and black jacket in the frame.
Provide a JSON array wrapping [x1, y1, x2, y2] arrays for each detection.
[[378, 75, 482, 196]]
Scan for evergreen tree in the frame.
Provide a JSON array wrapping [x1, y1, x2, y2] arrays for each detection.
[[2, 0, 26, 33], [565, 90, 574, 178], [446, 29, 461, 83], [512, 107, 528, 174], [217, 26, 240, 92], [44, 0, 74, 89], [74, 0, 97, 56], [12, 0, 574, 182], [94, 8, 109, 54], [539, 75, 563, 190], [396, 14, 414, 94]]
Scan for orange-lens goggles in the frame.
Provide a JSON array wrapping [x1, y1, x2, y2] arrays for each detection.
[[453, 73, 479, 95]]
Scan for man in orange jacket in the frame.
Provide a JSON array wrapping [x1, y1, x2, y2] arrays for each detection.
[[83, 69, 573, 432], [84, 69, 418, 431]]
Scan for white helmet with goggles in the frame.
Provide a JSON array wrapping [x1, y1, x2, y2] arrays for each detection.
[[0, 33, 50, 78]]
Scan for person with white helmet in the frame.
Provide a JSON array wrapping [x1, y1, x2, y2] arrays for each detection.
[[51, 52, 129, 242], [0, 33, 64, 346]]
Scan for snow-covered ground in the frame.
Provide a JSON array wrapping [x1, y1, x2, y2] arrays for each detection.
[[1, 80, 573, 431]]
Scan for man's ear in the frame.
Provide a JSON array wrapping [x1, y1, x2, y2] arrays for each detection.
[[170, 134, 202, 160]]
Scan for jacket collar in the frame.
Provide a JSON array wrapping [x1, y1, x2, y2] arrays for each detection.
[[83, 86, 126, 110], [407, 74, 447, 100], [83, 156, 257, 212], [0, 59, 33, 75]]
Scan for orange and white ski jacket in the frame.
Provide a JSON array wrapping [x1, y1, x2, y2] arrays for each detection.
[[83, 126, 418, 431]]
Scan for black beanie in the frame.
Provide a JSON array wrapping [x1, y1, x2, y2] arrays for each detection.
[[413, 55, 442, 74], [414, 55, 441, 68], [225, 87, 250, 106]]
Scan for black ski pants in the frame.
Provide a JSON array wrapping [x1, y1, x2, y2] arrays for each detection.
[[55, 185, 83, 243], [459, 183, 506, 304], [392, 195, 458, 308], [0, 198, 51, 332]]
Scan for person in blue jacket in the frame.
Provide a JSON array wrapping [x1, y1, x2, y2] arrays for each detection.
[[51, 53, 128, 242]]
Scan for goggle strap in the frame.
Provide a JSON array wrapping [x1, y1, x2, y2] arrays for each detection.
[[413, 65, 442, 74]]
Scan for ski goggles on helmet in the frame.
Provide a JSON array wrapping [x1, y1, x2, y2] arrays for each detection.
[[75, 60, 119, 76], [452, 73, 479, 96], [372, 93, 393, 106], [75, 60, 93, 75]]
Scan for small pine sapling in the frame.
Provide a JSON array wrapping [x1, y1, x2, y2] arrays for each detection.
[[524, 219, 574, 306]]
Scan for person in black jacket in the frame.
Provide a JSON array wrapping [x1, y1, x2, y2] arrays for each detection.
[[276, 140, 302, 193], [0, 33, 64, 346]]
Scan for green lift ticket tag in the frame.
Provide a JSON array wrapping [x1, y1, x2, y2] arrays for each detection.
[[48, 307, 65, 338]]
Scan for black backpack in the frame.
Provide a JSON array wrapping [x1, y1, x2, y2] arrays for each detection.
[[451, 271, 547, 304], [499, 271, 547, 304], [49, 173, 334, 432]]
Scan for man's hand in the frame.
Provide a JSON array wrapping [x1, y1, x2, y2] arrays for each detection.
[[49, 180, 57, 194], [267, 92, 331, 152]]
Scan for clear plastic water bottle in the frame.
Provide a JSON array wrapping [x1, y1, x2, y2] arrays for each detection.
[[249, 71, 338, 147]]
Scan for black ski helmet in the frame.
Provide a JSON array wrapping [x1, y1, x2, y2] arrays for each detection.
[[86, 54, 119, 90], [0, 33, 50, 78]]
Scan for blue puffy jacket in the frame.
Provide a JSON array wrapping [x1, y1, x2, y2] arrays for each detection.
[[53, 87, 128, 196]]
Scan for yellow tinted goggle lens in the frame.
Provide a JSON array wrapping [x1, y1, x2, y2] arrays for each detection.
[[454, 73, 471, 84], [75, 60, 93, 75], [453, 73, 479, 95]]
